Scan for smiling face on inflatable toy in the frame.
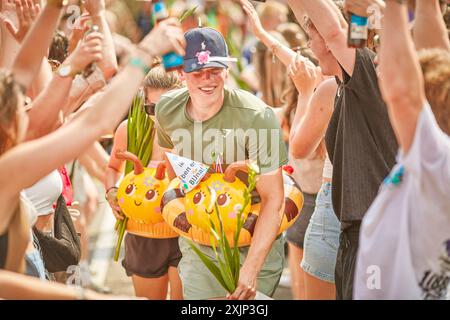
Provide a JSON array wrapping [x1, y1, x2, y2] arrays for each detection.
[[116, 151, 169, 225], [161, 162, 304, 247], [185, 173, 251, 232]]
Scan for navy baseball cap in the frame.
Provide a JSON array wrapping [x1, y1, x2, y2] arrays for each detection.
[[183, 27, 237, 73]]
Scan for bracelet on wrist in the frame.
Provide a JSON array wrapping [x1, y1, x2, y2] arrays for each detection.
[[105, 186, 118, 201], [106, 186, 118, 194], [269, 42, 281, 63], [128, 56, 151, 76]]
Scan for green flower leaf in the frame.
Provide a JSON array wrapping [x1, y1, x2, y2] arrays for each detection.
[[116, 90, 155, 261], [188, 160, 260, 293], [179, 6, 198, 23], [188, 241, 229, 291]]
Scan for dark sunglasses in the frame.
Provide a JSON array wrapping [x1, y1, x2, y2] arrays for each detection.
[[144, 103, 156, 116]]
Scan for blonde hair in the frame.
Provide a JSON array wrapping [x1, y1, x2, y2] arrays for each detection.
[[257, 1, 289, 23], [0, 71, 22, 154], [418, 48, 450, 134], [254, 31, 289, 108], [143, 61, 183, 91]]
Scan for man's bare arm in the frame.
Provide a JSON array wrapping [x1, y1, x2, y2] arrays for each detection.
[[379, 1, 426, 153], [414, 0, 450, 51], [230, 168, 284, 299], [288, 0, 356, 75]]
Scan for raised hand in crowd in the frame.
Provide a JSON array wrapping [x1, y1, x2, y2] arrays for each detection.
[[1, 0, 40, 42], [25, 28, 104, 139], [12, 0, 65, 90], [0, 0, 18, 27], [82, 0, 117, 80], [288, 52, 318, 95], [240, 0, 295, 67], [0, 3, 186, 259], [0, 0, 51, 99], [63, 30, 104, 77], [65, 0, 119, 114], [240, 0, 265, 37], [139, 17, 186, 57], [67, 13, 91, 54], [288, 0, 357, 76]]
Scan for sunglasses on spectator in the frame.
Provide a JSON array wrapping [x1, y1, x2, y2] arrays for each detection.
[[144, 102, 156, 116]]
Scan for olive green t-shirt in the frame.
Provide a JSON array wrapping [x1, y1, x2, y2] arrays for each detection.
[[155, 87, 288, 175]]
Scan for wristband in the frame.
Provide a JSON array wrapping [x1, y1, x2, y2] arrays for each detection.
[[105, 186, 118, 201], [128, 56, 151, 76]]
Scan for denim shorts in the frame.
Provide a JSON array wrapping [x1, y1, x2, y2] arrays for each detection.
[[301, 182, 340, 283], [25, 249, 46, 280]]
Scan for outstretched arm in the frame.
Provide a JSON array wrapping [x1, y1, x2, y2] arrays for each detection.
[[0, 270, 118, 300], [0, 18, 186, 235], [0, 0, 53, 99], [413, 0, 450, 51], [0, 0, 35, 69], [25, 31, 104, 139], [84, 0, 118, 80], [288, 0, 356, 75], [11, 1, 64, 90], [379, 1, 426, 153], [240, 0, 295, 67]]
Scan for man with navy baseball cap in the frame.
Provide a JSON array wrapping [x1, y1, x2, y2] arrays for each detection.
[[183, 27, 237, 73], [156, 27, 288, 300]]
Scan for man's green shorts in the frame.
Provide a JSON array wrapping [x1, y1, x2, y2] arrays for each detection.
[[178, 235, 285, 300]]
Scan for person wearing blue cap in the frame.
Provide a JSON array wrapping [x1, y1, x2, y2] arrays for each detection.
[[155, 27, 289, 300]]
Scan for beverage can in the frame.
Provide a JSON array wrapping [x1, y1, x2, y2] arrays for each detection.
[[350, 15, 368, 40]]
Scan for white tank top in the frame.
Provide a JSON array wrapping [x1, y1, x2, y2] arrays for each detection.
[[322, 153, 333, 180], [19, 191, 38, 227], [24, 170, 63, 216]]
